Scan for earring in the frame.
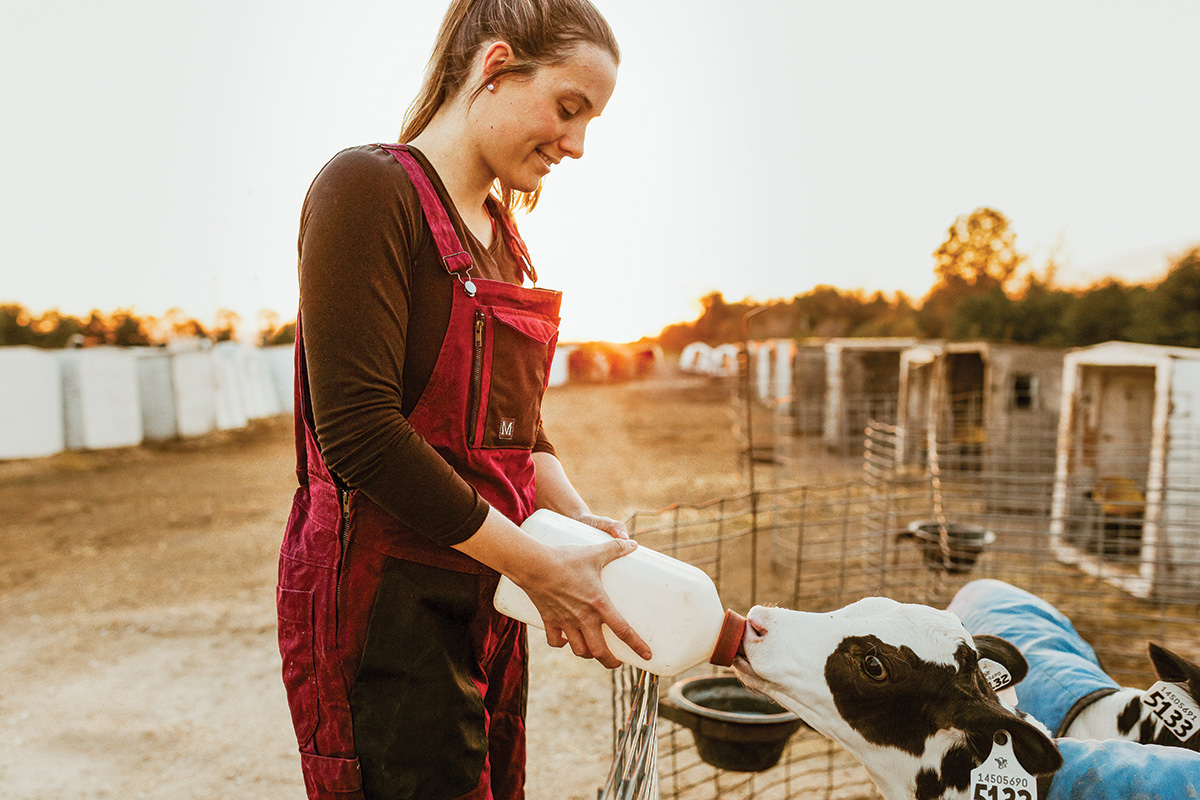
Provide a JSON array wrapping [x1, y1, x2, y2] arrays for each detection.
[[486, 83, 495, 92]]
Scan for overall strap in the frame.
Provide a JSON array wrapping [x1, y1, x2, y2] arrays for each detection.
[[379, 144, 474, 279], [291, 313, 312, 483], [380, 144, 537, 286], [291, 312, 339, 487], [487, 195, 539, 286]]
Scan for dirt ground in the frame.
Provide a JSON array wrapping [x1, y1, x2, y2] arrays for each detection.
[[0, 374, 745, 800]]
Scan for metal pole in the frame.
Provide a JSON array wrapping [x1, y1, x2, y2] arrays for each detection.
[[742, 306, 768, 606]]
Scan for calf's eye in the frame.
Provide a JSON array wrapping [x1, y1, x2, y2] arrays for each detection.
[[863, 655, 888, 681]]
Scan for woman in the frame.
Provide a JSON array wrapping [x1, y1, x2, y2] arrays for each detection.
[[276, 1, 649, 798]]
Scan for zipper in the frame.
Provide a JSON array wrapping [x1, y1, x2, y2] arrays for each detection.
[[335, 488, 351, 626], [467, 309, 486, 446], [338, 489, 352, 558]]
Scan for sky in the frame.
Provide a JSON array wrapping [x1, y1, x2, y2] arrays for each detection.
[[3, 1, 1198, 343]]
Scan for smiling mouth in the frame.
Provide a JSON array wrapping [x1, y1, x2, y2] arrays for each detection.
[[536, 149, 556, 168]]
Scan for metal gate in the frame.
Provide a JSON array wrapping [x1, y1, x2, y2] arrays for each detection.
[[612, 421, 1200, 799]]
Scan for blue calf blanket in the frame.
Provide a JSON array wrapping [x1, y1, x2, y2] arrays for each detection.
[[1050, 738, 1199, 799]]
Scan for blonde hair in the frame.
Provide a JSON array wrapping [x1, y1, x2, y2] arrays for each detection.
[[401, 0, 619, 212]]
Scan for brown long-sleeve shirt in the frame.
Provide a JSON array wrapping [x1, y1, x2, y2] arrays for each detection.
[[298, 144, 555, 546]]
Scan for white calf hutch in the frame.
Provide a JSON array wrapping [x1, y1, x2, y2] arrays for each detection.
[[262, 344, 296, 415], [58, 347, 144, 451], [3, 340, 297, 459], [895, 341, 1066, 516], [821, 338, 919, 453], [0, 346, 65, 459], [680, 343, 741, 378], [751, 339, 796, 406], [679, 342, 713, 375], [135, 349, 183, 442], [896, 341, 1063, 465], [1050, 341, 1200, 601], [212, 342, 249, 431], [156, 342, 223, 439], [548, 343, 575, 387]]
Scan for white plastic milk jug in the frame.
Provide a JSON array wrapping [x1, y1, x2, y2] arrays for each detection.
[[493, 509, 746, 676]]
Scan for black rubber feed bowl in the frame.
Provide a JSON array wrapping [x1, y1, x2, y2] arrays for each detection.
[[907, 520, 996, 574], [658, 675, 806, 772]]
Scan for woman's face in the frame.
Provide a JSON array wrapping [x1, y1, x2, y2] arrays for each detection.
[[473, 42, 618, 193]]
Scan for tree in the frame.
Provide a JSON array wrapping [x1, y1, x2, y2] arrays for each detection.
[[161, 307, 208, 340], [654, 292, 755, 350], [212, 309, 241, 342], [850, 292, 922, 338], [0, 304, 33, 346], [110, 309, 153, 346], [1150, 247, 1200, 347], [933, 207, 1025, 291], [949, 286, 1012, 340], [264, 321, 296, 346], [259, 310, 296, 346], [1004, 268, 1074, 345], [1060, 280, 1134, 346], [33, 309, 85, 348], [690, 292, 757, 344], [920, 208, 1027, 338], [792, 286, 866, 338]]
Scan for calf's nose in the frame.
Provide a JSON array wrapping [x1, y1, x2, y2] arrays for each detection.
[[745, 606, 771, 641]]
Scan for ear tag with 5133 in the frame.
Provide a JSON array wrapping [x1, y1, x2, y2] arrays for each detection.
[[1143, 681, 1199, 741]]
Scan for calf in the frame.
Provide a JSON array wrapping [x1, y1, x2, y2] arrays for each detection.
[[984, 638, 1200, 753], [1064, 643, 1200, 747], [947, 579, 1200, 750], [733, 597, 1062, 800]]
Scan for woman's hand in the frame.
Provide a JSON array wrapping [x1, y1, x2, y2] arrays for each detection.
[[453, 506, 652, 669], [572, 513, 630, 540], [532, 452, 631, 542], [521, 538, 651, 669]]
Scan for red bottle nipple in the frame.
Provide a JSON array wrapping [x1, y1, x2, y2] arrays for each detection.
[[708, 609, 748, 667]]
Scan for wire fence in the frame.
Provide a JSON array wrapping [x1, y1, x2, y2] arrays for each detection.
[[613, 386, 1200, 799]]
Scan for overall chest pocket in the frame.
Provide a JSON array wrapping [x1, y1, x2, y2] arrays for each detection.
[[469, 305, 558, 450]]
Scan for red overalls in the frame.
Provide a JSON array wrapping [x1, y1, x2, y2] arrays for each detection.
[[277, 144, 561, 800]]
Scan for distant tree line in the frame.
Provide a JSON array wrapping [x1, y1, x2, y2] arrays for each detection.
[[5, 209, 1196, 353], [656, 208, 1200, 351], [0, 305, 297, 348]]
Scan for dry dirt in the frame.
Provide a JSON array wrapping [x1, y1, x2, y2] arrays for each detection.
[[0, 375, 746, 800]]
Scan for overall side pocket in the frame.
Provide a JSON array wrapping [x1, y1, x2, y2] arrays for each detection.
[[277, 584, 319, 746]]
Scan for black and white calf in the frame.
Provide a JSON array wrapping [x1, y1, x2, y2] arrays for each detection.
[[947, 578, 1200, 751], [1060, 643, 1200, 748], [733, 598, 1062, 800]]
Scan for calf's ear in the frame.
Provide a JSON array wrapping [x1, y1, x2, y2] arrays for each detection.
[[1004, 711, 1062, 776], [1148, 642, 1200, 692], [964, 702, 1062, 777], [973, 634, 1029, 686]]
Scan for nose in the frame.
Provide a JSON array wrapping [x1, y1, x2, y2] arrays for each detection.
[[559, 123, 586, 160], [745, 606, 770, 641]]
